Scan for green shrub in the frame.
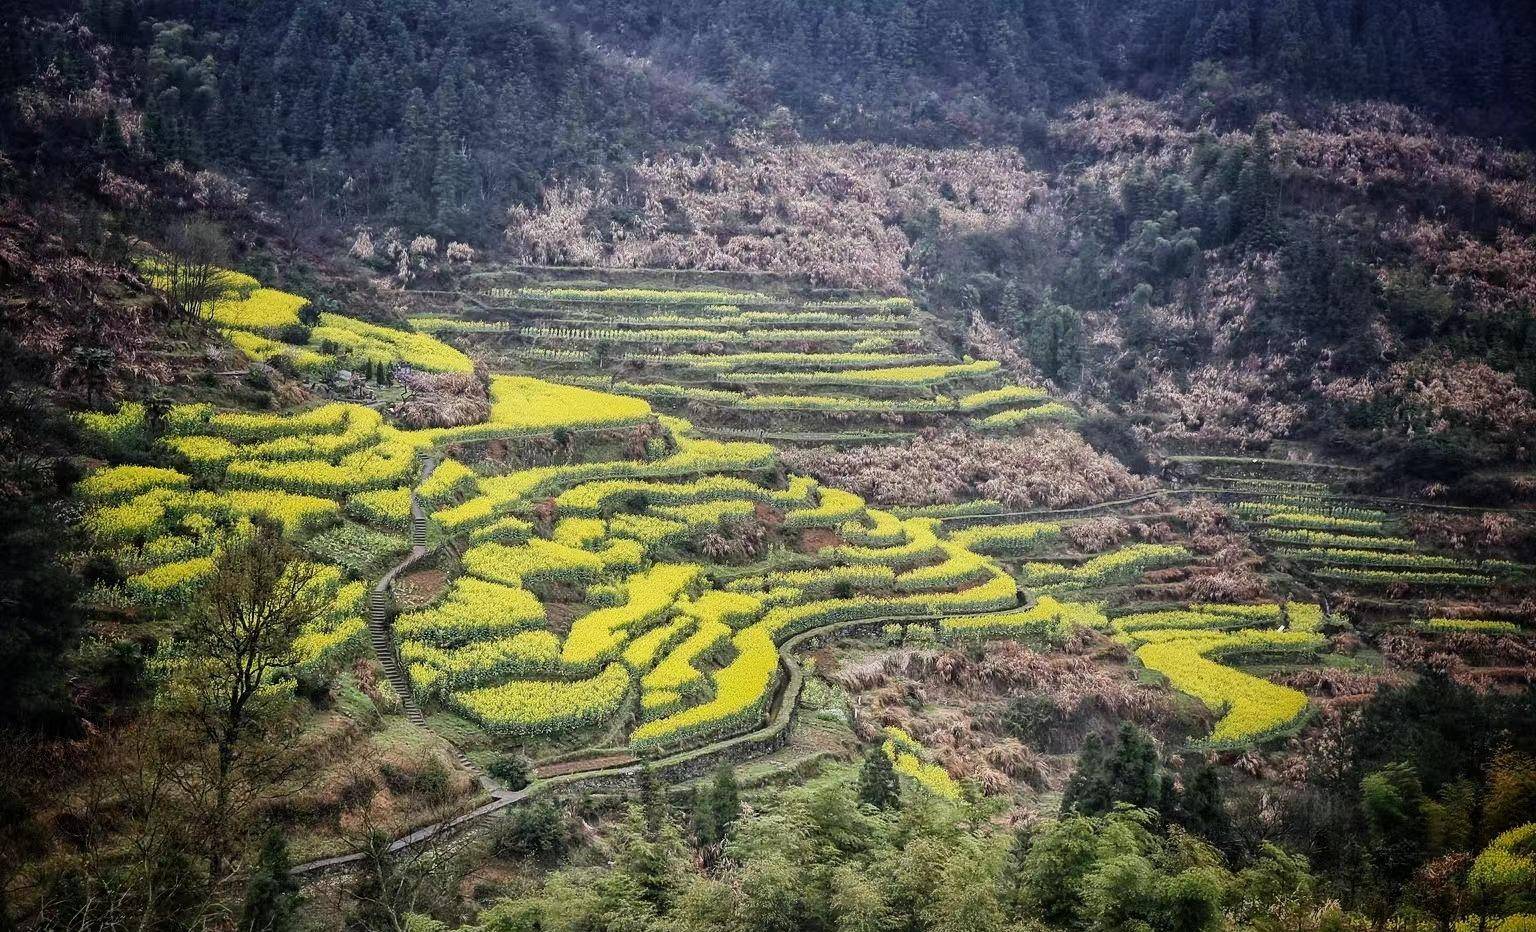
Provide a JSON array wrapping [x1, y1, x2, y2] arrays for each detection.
[[491, 801, 568, 863], [488, 754, 532, 790]]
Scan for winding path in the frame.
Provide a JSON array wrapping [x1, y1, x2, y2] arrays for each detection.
[[293, 601, 1026, 876], [299, 443, 1532, 876], [365, 454, 501, 793]]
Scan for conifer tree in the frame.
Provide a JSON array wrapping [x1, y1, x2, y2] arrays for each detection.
[[240, 829, 298, 932], [859, 746, 900, 810], [1062, 724, 1162, 816], [694, 764, 742, 846], [637, 763, 667, 841], [1177, 763, 1233, 852]]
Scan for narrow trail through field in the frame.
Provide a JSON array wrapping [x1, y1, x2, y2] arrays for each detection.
[[293, 601, 1029, 877]]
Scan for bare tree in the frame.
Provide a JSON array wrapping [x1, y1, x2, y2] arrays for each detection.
[[161, 218, 243, 322], [21, 727, 226, 931], [160, 521, 327, 880], [307, 747, 477, 932]]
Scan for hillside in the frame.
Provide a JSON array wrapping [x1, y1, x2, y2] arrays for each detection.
[[2, 2, 1536, 931]]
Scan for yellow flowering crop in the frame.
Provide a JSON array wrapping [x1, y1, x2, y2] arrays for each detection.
[[895, 541, 994, 592], [311, 313, 474, 374], [975, 402, 1079, 429], [209, 287, 309, 331], [608, 514, 689, 547], [77, 402, 147, 454], [417, 459, 478, 505], [468, 516, 536, 545], [186, 402, 355, 442], [125, 555, 218, 603], [651, 499, 758, 532], [667, 351, 937, 372], [783, 487, 867, 529], [833, 518, 944, 569], [293, 618, 367, 672], [1022, 543, 1190, 588], [947, 522, 1061, 554], [957, 385, 1049, 411], [941, 596, 1106, 639], [560, 563, 701, 667], [622, 616, 697, 673], [224, 328, 333, 371], [728, 564, 897, 598], [1128, 623, 1324, 746], [403, 631, 562, 690], [883, 727, 962, 800], [682, 590, 764, 629], [840, 509, 909, 547], [726, 360, 1000, 387], [78, 465, 190, 502], [642, 617, 731, 694], [394, 577, 546, 646], [346, 486, 415, 529], [551, 517, 606, 548], [492, 375, 650, 432], [555, 475, 787, 516], [224, 438, 417, 497], [449, 663, 631, 736], [630, 623, 779, 748], [1469, 823, 1536, 893], [462, 539, 606, 588]]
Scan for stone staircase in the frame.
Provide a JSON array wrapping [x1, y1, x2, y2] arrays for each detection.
[[366, 587, 428, 728], [360, 453, 497, 790]]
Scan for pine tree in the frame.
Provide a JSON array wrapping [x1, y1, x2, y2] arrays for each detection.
[[637, 763, 666, 841], [708, 765, 740, 840], [858, 747, 900, 810], [1177, 763, 1233, 851], [1104, 722, 1161, 810], [432, 133, 474, 234], [691, 765, 741, 848], [240, 829, 299, 932], [1062, 724, 1162, 816], [1026, 298, 1083, 385], [1060, 732, 1105, 815], [1236, 120, 1279, 248], [97, 108, 127, 160]]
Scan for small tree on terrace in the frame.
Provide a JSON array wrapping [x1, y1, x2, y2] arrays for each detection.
[[859, 746, 900, 810], [1061, 724, 1162, 816], [160, 218, 242, 322], [693, 764, 742, 847], [160, 520, 327, 879], [240, 829, 299, 932]]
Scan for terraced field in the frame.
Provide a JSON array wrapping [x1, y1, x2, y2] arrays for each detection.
[[77, 274, 1534, 835], [1216, 474, 1535, 594], [81, 276, 1152, 779], [412, 286, 1069, 433]]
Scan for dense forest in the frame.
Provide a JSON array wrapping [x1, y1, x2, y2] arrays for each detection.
[[8, 0, 1536, 242], [4, 0, 1536, 929]]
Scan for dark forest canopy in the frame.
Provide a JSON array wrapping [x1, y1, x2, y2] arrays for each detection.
[[5, 0, 1535, 243]]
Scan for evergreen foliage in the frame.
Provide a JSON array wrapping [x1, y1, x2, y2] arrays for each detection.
[[858, 746, 901, 810], [239, 830, 299, 932], [1061, 724, 1163, 816], [693, 765, 742, 847]]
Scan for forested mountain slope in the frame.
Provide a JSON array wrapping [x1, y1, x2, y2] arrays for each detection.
[[4, 1, 1536, 930]]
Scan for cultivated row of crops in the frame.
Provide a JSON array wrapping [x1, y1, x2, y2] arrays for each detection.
[[148, 263, 477, 376], [1114, 602, 1327, 747], [419, 285, 1067, 437], [296, 369, 1126, 749]]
